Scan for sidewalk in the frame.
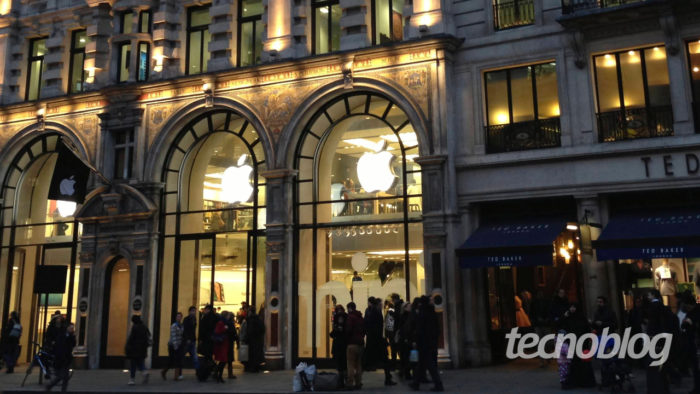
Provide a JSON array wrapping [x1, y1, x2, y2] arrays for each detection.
[[0, 359, 694, 393]]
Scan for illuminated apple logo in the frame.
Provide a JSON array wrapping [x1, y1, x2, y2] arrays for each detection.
[[357, 140, 396, 193], [221, 154, 254, 204], [59, 176, 76, 197]]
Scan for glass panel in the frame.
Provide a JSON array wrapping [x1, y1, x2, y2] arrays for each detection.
[[190, 7, 211, 27], [242, 0, 263, 17], [690, 41, 700, 103], [595, 54, 621, 112], [37, 247, 73, 346], [375, 0, 391, 44], [297, 228, 313, 358], [122, 12, 133, 33], [31, 38, 47, 56], [138, 43, 149, 81], [106, 258, 130, 356], [181, 209, 255, 234], [240, 21, 255, 67], [254, 20, 263, 65], [486, 70, 509, 125], [331, 5, 341, 52], [70, 52, 85, 93], [159, 237, 175, 356], [620, 50, 644, 109], [315, 6, 329, 54], [189, 31, 202, 74], [535, 62, 559, 119], [510, 66, 535, 122], [119, 43, 130, 82], [139, 10, 150, 33], [202, 29, 211, 73], [644, 47, 671, 107], [178, 238, 213, 314], [391, 0, 404, 40], [255, 235, 266, 310], [73, 30, 87, 49], [27, 59, 43, 101], [213, 233, 248, 312], [12, 246, 37, 363]]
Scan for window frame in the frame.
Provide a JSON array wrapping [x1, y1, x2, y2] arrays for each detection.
[[311, 0, 340, 55], [370, 0, 403, 45], [186, 5, 211, 75], [68, 29, 87, 94], [237, 0, 263, 67], [26, 37, 48, 101], [138, 9, 152, 34], [120, 11, 133, 34], [116, 41, 131, 83], [137, 42, 150, 81], [113, 128, 136, 180]]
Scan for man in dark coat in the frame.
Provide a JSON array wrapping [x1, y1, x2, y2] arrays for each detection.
[[410, 296, 443, 392], [46, 322, 76, 392], [680, 291, 700, 393], [645, 289, 675, 394], [1, 311, 21, 373], [125, 315, 151, 385], [182, 306, 200, 371], [550, 288, 569, 328], [198, 304, 217, 361], [592, 296, 617, 333], [345, 302, 365, 390], [363, 298, 396, 386], [243, 306, 265, 372], [331, 304, 348, 388]]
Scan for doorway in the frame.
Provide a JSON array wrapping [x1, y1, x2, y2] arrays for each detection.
[[100, 257, 131, 368]]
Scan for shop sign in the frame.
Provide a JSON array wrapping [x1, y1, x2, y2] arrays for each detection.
[[641, 153, 700, 178], [486, 255, 525, 264], [640, 247, 685, 258]]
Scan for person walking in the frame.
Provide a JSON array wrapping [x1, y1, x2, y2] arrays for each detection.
[[364, 297, 396, 386], [330, 304, 348, 388], [212, 312, 230, 383], [2, 311, 21, 373], [198, 304, 217, 363], [225, 311, 238, 379], [244, 306, 265, 372], [45, 322, 76, 392], [410, 296, 444, 392], [182, 306, 199, 372], [161, 312, 184, 381], [125, 315, 151, 385], [397, 302, 414, 380], [345, 302, 365, 390]]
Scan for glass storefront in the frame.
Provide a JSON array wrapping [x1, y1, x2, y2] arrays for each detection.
[[159, 110, 266, 358], [0, 133, 81, 364], [294, 92, 423, 360]]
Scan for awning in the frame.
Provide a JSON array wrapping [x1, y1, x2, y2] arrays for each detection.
[[593, 211, 700, 260], [457, 218, 568, 268]]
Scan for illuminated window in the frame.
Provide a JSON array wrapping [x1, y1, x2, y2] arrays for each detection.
[[69, 30, 87, 93], [313, 0, 341, 54], [121, 11, 133, 33], [493, 0, 535, 30], [593, 46, 672, 141], [483, 63, 560, 153], [687, 40, 700, 133], [238, 0, 263, 67], [139, 10, 151, 33], [26, 37, 47, 101], [117, 42, 130, 82], [187, 5, 211, 75], [372, 0, 403, 44], [137, 42, 149, 81]]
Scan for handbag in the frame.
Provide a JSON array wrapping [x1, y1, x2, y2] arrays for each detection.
[[238, 343, 249, 362], [409, 349, 419, 363]]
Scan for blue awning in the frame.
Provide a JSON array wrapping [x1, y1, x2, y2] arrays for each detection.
[[457, 218, 567, 268], [593, 211, 700, 260]]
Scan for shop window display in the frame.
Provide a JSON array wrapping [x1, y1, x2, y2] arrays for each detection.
[[294, 93, 423, 359]]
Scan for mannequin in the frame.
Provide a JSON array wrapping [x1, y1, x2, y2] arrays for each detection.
[[654, 259, 677, 308]]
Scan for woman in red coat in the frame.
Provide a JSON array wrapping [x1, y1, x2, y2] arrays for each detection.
[[212, 312, 230, 383]]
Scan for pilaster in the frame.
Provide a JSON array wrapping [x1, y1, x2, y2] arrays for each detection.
[[208, 0, 235, 71], [339, 0, 369, 51]]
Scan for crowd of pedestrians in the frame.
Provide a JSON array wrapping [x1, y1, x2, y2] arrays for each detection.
[[330, 293, 444, 391]]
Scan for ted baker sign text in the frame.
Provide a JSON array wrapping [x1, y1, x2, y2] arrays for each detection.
[[641, 153, 700, 178]]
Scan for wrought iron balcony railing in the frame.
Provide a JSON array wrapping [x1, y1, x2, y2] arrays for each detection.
[[597, 105, 674, 142], [494, 0, 535, 30], [561, 0, 649, 15], [486, 117, 561, 153]]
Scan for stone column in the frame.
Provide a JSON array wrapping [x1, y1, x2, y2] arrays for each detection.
[[659, 13, 693, 136], [208, 0, 235, 71], [85, 1, 112, 89], [41, 21, 67, 98], [152, 0, 180, 79], [263, 0, 295, 60], [260, 168, 297, 370], [339, 0, 369, 50]]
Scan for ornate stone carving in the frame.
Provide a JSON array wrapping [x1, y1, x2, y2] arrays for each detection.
[[376, 65, 431, 118]]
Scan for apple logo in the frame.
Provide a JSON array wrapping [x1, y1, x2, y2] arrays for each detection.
[[356, 140, 396, 193], [59, 176, 76, 197], [221, 154, 254, 204]]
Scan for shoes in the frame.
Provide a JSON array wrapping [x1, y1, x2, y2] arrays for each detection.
[[161, 370, 167, 380], [142, 372, 149, 384], [385, 379, 397, 386], [128, 379, 135, 385]]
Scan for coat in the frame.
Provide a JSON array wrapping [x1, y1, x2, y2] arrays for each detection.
[[244, 314, 265, 366], [344, 310, 365, 346], [125, 322, 151, 359], [213, 320, 229, 362]]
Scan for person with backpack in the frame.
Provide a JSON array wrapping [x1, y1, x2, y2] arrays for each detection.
[[125, 315, 151, 385], [212, 311, 230, 383], [2, 311, 21, 373], [161, 312, 184, 381], [345, 302, 365, 390]]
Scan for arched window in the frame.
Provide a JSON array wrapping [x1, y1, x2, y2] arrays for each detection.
[[1, 133, 82, 363], [294, 92, 424, 360], [158, 110, 267, 358]]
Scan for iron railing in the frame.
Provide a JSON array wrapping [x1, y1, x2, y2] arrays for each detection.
[[486, 117, 561, 153], [561, 0, 648, 14], [493, 0, 535, 30], [597, 105, 674, 142]]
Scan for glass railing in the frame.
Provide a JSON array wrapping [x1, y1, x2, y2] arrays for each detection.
[[485, 117, 561, 153], [597, 105, 673, 142], [494, 0, 535, 30]]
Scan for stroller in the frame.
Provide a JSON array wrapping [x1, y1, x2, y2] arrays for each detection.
[[599, 357, 635, 393]]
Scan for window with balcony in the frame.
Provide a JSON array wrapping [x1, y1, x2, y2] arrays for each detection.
[[688, 40, 700, 133], [372, 0, 404, 44], [139, 10, 151, 33], [117, 42, 130, 82], [238, 0, 263, 67], [68, 30, 87, 93], [593, 46, 672, 142], [187, 5, 211, 75], [137, 42, 149, 81], [313, 0, 341, 54], [26, 37, 47, 101], [493, 0, 534, 30], [484, 62, 561, 153]]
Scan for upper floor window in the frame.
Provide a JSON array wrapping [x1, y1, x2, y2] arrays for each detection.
[[26, 37, 47, 101], [493, 0, 534, 30], [113, 129, 135, 180], [139, 10, 151, 33], [187, 5, 211, 75], [593, 46, 673, 142], [238, 0, 263, 67], [69, 30, 87, 94], [117, 42, 130, 82], [313, 0, 340, 54], [687, 40, 700, 133], [372, 0, 404, 44], [484, 62, 561, 153], [121, 11, 133, 33], [137, 42, 150, 81]]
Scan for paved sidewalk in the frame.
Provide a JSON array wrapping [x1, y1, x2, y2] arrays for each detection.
[[0, 359, 694, 393]]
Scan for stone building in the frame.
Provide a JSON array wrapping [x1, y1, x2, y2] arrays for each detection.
[[0, 0, 699, 369]]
